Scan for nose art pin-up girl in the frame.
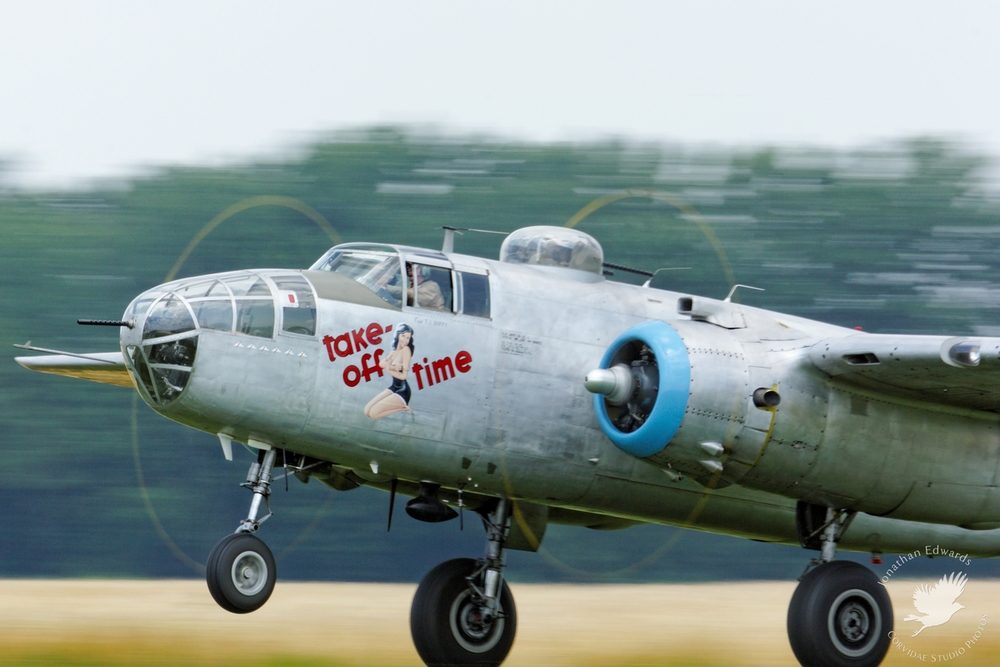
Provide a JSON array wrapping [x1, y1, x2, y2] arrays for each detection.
[[364, 323, 414, 419]]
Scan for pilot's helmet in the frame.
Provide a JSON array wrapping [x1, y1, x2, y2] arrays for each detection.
[[407, 263, 432, 280]]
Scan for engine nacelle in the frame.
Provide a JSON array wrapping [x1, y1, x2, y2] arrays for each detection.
[[588, 319, 779, 487], [586, 321, 690, 458]]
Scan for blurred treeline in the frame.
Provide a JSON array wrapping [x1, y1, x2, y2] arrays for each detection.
[[2, 128, 999, 583]]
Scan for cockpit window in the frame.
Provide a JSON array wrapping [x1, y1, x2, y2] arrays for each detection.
[[408, 264, 452, 311], [225, 275, 275, 338], [174, 281, 215, 299], [206, 281, 230, 297], [192, 299, 234, 332], [171, 280, 234, 332], [135, 294, 200, 405], [311, 250, 403, 308], [226, 275, 272, 297], [126, 292, 162, 320], [143, 295, 196, 340], [274, 275, 317, 336], [129, 343, 192, 405], [458, 272, 490, 318], [236, 301, 274, 338]]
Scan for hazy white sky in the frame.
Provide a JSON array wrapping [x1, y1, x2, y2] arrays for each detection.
[[3, 1, 999, 188]]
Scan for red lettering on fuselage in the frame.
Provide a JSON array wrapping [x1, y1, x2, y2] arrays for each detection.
[[323, 322, 392, 363], [361, 349, 384, 382], [351, 328, 369, 352], [323, 320, 468, 391], [454, 350, 472, 374], [432, 357, 455, 384], [366, 322, 385, 345], [333, 332, 353, 358], [412, 351, 472, 391]]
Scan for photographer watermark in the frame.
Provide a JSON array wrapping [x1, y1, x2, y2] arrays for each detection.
[[882, 545, 988, 662], [881, 546, 971, 584], [889, 615, 988, 663]]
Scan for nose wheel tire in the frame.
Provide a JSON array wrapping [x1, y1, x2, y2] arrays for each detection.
[[206, 533, 276, 614], [787, 560, 892, 667], [411, 558, 517, 667]]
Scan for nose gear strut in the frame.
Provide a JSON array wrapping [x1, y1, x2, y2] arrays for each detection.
[[238, 449, 277, 533], [205, 447, 280, 614]]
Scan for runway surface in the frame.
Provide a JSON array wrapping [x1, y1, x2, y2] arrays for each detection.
[[1, 579, 998, 666]]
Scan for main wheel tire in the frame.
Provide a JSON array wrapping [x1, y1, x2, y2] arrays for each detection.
[[788, 560, 893, 667], [410, 558, 517, 667], [206, 533, 242, 612], [206, 533, 276, 614]]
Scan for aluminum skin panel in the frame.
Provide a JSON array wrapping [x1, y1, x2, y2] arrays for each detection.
[[50, 249, 1000, 555]]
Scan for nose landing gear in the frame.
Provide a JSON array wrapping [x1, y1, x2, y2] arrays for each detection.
[[787, 505, 892, 667], [206, 532, 276, 613], [411, 499, 517, 667], [206, 448, 278, 614]]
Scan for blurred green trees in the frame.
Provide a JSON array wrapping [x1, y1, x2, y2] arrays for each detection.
[[2, 129, 998, 581]]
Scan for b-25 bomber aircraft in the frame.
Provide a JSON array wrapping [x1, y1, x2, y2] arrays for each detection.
[[17, 224, 1000, 667]]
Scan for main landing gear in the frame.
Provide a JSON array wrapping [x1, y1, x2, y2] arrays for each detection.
[[207, 449, 278, 614], [411, 499, 517, 667], [788, 505, 892, 667]]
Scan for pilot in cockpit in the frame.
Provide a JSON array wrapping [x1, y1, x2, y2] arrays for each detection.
[[405, 263, 445, 310], [382, 262, 445, 310]]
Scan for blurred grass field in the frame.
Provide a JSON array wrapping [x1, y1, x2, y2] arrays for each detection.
[[1, 579, 998, 667]]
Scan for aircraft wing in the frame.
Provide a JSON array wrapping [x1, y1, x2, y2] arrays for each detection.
[[808, 334, 1000, 412], [14, 347, 134, 389]]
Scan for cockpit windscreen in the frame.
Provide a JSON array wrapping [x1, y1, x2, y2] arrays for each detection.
[[311, 250, 404, 308]]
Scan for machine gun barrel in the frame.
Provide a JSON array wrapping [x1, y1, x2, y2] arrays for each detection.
[[77, 319, 134, 329]]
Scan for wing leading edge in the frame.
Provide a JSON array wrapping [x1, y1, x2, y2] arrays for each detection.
[[15, 350, 134, 389], [809, 334, 1000, 413]]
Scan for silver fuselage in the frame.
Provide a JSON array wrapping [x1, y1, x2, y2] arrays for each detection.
[[119, 248, 1000, 558]]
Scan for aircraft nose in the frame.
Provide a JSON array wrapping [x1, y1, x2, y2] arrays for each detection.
[[121, 285, 200, 406]]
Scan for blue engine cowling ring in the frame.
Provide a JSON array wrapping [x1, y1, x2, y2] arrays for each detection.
[[594, 321, 690, 458]]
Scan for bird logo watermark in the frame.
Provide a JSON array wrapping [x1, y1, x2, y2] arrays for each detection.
[[904, 572, 967, 636], [882, 546, 988, 662]]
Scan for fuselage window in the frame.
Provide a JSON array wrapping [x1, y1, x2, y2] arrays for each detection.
[[136, 294, 199, 404], [274, 275, 317, 336], [459, 272, 490, 318], [226, 275, 272, 297], [192, 299, 234, 332], [408, 263, 452, 312], [143, 295, 196, 340], [226, 276, 275, 338], [235, 300, 275, 338], [128, 292, 163, 319], [185, 280, 235, 332]]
